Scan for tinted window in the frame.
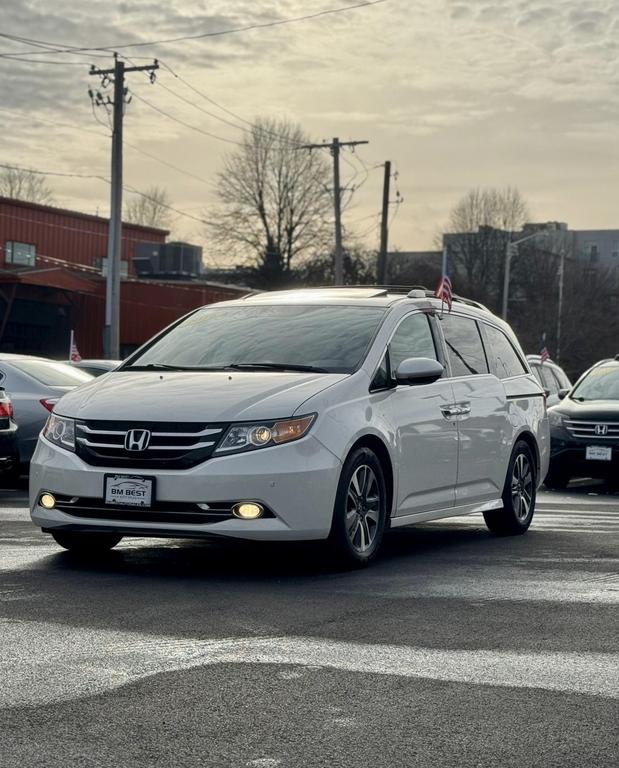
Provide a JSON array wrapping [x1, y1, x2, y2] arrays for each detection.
[[371, 354, 391, 390], [128, 305, 386, 374], [9, 360, 94, 386], [538, 365, 558, 394], [482, 324, 527, 379], [440, 314, 488, 377], [389, 313, 437, 373], [554, 367, 571, 389]]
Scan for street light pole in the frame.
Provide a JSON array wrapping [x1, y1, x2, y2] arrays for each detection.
[[501, 230, 551, 321]]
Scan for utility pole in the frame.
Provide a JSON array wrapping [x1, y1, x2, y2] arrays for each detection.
[[376, 161, 391, 284], [299, 137, 368, 285], [89, 55, 158, 358]]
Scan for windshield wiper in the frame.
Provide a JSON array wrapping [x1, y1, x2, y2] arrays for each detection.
[[227, 362, 330, 373], [124, 363, 230, 372]]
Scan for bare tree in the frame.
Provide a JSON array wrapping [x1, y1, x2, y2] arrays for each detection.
[[442, 187, 530, 311], [0, 166, 55, 205], [209, 118, 332, 286], [124, 186, 172, 229]]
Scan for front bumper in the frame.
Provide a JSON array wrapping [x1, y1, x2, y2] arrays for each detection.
[[30, 435, 341, 541], [550, 432, 619, 479]]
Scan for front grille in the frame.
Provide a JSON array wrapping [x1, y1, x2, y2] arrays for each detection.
[[54, 496, 239, 525], [564, 420, 619, 441], [75, 420, 227, 469]]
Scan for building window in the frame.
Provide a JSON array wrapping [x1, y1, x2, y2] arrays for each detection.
[[5, 241, 36, 267], [100, 257, 129, 278], [612, 241, 619, 259], [583, 241, 599, 263]]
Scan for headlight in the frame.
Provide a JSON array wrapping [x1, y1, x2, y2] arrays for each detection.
[[548, 410, 565, 428], [42, 413, 76, 452], [216, 415, 315, 455]]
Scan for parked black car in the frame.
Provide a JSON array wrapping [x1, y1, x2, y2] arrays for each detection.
[[546, 357, 619, 488], [0, 387, 19, 482]]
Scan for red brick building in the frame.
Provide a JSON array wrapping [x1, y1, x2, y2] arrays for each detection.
[[0, 197, 246, 358]]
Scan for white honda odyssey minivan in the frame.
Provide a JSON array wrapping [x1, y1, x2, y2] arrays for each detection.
[[30, 287, 549, 567]]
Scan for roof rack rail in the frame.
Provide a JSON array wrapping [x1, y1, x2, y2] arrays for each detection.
[[267, 284, 490, 312]]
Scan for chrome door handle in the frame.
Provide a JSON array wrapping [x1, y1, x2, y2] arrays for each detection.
[[441, 405, 460, 419], [457, 403, 471, 416]]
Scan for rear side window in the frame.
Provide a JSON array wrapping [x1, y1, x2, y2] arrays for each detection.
[[389, 313, 437, 373], [554, 367, 571, 389], [538, 365, 559, 395], [440, 314, 488, 377], [482, 324, 527, 379]]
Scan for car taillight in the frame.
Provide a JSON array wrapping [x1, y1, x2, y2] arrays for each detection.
[[0, 401, 13, 418], [40, 398, 59, 413]]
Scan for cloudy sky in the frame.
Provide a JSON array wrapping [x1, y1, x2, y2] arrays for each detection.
[[1, 0, 618, 258]]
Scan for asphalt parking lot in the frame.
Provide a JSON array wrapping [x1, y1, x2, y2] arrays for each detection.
[[1, 481, 617, 767]]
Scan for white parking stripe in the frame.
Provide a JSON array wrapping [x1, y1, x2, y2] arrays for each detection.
[[0, 619, 617, 707]]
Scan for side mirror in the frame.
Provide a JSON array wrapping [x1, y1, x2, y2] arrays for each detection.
[[395, 357, 444, 386], [558, 388, 569, 400]]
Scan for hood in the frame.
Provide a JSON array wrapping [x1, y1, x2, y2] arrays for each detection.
[[551, 398, 619, 421], [54, 370, 348, 422]]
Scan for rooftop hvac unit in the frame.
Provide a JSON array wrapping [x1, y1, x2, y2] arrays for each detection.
[[134, 241, 203, 278]]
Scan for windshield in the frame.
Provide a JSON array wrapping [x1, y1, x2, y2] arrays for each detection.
[[571, 364, 619, 401], [126, 304, 386, 374], [10, 360, 94, 387]]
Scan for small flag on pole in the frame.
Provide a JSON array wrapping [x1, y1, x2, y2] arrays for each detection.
[[435, 274, 453, 312], [540, 345, 550, 364], [69, 330, 82, 363]]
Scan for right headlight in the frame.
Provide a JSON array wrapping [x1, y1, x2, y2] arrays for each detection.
[[548, 410, 565, 428], [42, 413, 76, 452], [215, 415, 315, 455]]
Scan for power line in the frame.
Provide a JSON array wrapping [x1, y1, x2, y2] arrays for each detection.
[[0, 161, 216, 229], [0, 1, 388, 56], [0, 107, 216, 191], [130, 91, 244, 147]]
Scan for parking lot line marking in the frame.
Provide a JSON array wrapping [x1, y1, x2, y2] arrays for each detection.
[[0, 619, 617, 708]]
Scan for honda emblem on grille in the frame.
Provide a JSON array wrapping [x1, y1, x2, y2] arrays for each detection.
[[125, 429, 151, 451], [594, 424, 608, 436]]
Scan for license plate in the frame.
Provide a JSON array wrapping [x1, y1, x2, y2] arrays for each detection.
[[104, 474, 154, 506], [586, 446, 612, 461]]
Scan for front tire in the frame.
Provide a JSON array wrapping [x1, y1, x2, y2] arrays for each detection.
[[51, 531, 123, 553], [484, 440, 536, 536], [327, 447, 388, 568]]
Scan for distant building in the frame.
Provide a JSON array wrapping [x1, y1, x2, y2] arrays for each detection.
[[0, 196, 246, 357], [385, 250, 442, 287], [443, 221, 619, 275]]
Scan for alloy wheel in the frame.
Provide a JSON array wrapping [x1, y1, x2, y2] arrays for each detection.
[[345, 464, 381, 554], [511, 452, 533, 521]]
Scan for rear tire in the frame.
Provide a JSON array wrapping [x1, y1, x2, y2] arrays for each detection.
[[51, 531, 122, 553], [327, 447, 388, 568], [484, 440, 536, 536]]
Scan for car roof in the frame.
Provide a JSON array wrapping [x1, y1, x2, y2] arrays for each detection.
[[0, 353, 55, 362], [203, 286, 501, 322], [526, 355, 561, 368]]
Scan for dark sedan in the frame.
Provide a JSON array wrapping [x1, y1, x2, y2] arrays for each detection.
[[546, 357, 619, 488]]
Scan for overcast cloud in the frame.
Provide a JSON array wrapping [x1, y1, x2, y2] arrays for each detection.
[[1, 0, 618, 255]]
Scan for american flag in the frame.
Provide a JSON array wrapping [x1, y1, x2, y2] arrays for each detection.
[[435, 274, 453, 311], [540, 345, 550, 364], [69, 330, 82, 363]]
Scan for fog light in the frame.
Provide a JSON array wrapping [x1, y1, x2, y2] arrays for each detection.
[[232, 502, 264, 520], [40, 493, 56, 510]]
